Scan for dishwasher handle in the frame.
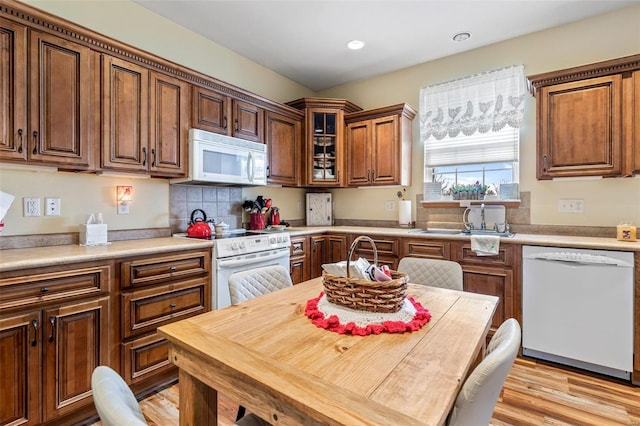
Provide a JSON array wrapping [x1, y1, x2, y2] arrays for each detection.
[[526, 252, 633, 267]]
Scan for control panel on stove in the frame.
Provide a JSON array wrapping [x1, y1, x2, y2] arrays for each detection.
[[215, 233, 291, 257]]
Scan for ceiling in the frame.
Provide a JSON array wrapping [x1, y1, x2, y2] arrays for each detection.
[[133, 0, 638, 91]]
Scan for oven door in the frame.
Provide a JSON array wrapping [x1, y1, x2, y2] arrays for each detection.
[[214, 247, 290, 310]]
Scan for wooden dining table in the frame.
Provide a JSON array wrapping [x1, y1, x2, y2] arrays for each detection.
[[158, 277, 498, 426]]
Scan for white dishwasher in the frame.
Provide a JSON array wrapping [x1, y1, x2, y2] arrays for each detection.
[[522, 245, 634, 380]]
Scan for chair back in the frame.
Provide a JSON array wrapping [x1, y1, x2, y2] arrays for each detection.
[[447, 318, 521, 426], [229, 264, 293, 304], [91, 366, 147, 426], [397, 257, 463, 290]]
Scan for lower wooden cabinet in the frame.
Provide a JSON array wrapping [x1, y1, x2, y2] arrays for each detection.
[[451, 241, 521, 339], [289, 236, 310, 284], [350, 235, 400, 270], [310, 234, 348, 279], [0, 261, 112, 426]]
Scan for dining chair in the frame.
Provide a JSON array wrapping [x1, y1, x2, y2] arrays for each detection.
[[446, 318, 521, 426], [397, 257, 463, 291], [228, 264, 293, 304], [92, 365, 266, 426], [228, 263, 293, 421]]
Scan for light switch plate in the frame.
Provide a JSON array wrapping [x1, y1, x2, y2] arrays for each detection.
[[558, 199, 584, 213], [45, 197, 61, 216]]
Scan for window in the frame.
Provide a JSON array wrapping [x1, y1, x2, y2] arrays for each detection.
[[420, 65, 525, 201]]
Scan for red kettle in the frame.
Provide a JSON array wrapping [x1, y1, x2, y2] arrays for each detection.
[[187, 209, 211, 238]]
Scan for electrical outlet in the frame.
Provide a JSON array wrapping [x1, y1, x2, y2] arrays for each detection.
[[558, 198, 584, 213], [297, 201, 303, 211], [385, 200, 395, 211], [23, 197, 41, 217], [45, 197, 61, 216]]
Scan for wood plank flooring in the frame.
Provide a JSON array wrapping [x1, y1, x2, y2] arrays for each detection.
[[90, 357, 640, 425]]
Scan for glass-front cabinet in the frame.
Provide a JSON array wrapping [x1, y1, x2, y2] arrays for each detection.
[[287, 98, 362, 187]]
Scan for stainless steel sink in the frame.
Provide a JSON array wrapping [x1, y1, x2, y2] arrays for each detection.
[[408, 229, 516, 238]]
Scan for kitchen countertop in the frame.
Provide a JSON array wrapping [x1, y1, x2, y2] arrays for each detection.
[[0, 227, 638, 272], [0, 237, 213, 272]]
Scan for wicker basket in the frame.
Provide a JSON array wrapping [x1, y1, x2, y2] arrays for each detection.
[[322, 236, 408, 313]]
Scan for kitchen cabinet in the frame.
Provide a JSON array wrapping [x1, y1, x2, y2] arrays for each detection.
[[528, 54, 640, 179], [148, 71, 189, 177], [0, 21, 96, 169], [451, 241, 520, 340], [101, 55, 149, 174], [192, 86, 264, 142], [265, 110, 303, 186], [102, 56, 188, 177], [289, 236, 310, 284], [309, 234, 348, 279], [0, 261, 112, 425], [345, 104, 416, 186], [119, 249, 210, 391], [400, 238, 451, 260], [287, 98, 362, 187], [350, 235, 400, 270], [624, 70, 640, 176]]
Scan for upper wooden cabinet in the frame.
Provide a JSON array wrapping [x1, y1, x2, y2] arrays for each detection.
[[0, 21, 96, 169], [287, 98, 362, 187], [345, 104, 416, 187], [101, 56, 188, 177], [192, 86, 263, 142], [264, 110, 303, 186], [149, 71, 189, 176], [528, 54, 640, 179]]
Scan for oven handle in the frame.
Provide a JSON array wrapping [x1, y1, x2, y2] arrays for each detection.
[[217, 250, 289, 269]]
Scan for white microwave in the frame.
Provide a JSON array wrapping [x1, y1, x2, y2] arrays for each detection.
[[172, 128, 267, 186]]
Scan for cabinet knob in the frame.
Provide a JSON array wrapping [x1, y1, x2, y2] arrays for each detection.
[[169, 266, 177, 271], [40, 287, 49, 292], [170, 303, 177, 308]]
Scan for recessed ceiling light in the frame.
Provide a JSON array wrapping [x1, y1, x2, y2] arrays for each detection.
[[347, 40, 365, 50], [452, 32, 471, 42]]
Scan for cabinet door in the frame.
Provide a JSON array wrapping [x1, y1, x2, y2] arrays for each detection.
[[265, 110, 302, 186], [538, 75, 623, 178], [192, 86, 230, 134], [370, 115, 399, 185], [149, 71, 189, 177], [0, 311, 41, 426], [346, 120, 370, 186], [101, 55, 149, 173], [42, 297, 109, 422], [462, 265, 514, 336], [289, 257, 308, 284], [628, 70, 640, 176], [307, 109, 344, 186], [326, 234, 347, 264], [0, 20, 28, 162], [29, 30, 94, 168], [232, 99, 263, 142], [310, 236, 326, 279]]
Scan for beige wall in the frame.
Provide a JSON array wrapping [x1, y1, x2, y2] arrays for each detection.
[[2, 1, 639, 237], [319, 4, 640, 228]]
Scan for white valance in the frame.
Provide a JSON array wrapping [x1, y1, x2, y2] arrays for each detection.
[[420, 65, 526, 141]]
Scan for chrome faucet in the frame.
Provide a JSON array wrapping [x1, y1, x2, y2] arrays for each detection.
[[480, 203, 486, 230]]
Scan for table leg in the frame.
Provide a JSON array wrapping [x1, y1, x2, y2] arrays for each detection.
[[179, 369, 217, 425]]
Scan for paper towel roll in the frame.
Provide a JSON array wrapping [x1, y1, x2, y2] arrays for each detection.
[[398, 200, 411, 226]]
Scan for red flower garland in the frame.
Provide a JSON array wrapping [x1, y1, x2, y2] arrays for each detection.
[[305, 292, 432, 336]]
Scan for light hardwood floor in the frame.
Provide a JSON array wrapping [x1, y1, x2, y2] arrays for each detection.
[[91, 357, 640, 425]]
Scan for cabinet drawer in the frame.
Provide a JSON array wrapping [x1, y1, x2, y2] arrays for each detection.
[[290, 236, 307, 257], [352, 236, 398, 257], [452, 242, 515, 267], [0, 264, 110, 310], [401, 239, 450, 259], [121, 250, 210, 288], [122, 277, 209, 339], [121, 332, 174, 385]]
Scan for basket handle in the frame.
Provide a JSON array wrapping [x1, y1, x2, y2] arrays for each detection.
[[346, 235, 378, 278]]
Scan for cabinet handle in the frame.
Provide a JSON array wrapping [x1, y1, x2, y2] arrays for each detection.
[[32, 131, 38, 155], [17, 129, 23, 153], [151, 148, 156, 167], [543, 156, 548, 173], [142, 147, 147, 166], [223, 116, 228, 130], [40, 287, 49, 292], [235, 118, 239, 133], [48, 316, 56, 342], [169, 266, 177, 271], [169, 303, 177, 308], [31, 319, 38, 347], [367, 170, 370, 181]]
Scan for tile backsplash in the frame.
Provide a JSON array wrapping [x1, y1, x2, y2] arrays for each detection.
[[169, 184, 243, 234]]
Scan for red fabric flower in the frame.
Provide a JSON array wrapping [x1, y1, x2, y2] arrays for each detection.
[[304, 293, 431, 336]]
